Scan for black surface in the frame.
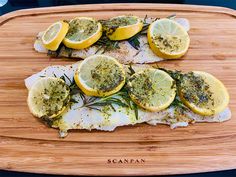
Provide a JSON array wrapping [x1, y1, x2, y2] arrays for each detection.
[[0, 0, 235, 176]]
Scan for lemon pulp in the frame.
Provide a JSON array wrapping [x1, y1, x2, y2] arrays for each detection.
[[42, 21, 69, 51]]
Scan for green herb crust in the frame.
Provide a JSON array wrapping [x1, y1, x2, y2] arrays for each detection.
[[66, 18, 98, 41], [90, 61, 125, 92], [179, 72, 214, 108], [159, 69, 214, 109], [127, 70, 156, 106]]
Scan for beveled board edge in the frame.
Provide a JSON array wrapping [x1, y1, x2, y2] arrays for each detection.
[[0, 3, 235, 25], [0, 3, 236, 176]]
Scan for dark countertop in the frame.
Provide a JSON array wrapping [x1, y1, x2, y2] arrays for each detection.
[[0, 0, 235, 177]]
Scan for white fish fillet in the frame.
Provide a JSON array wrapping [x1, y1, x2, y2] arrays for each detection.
[[34, 18, 190, 64], [25, 62, 231, 137]]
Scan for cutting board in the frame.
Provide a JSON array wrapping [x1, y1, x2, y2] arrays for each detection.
[[0, 3, 236, 176]]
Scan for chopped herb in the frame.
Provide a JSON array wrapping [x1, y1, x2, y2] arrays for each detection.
[[47, 43, 64, 57], [180, 72, 214, 108], [95, 35, 120, 53], [159, 68, 214, 109], [47, 14, 178, 57], [40, 115, 54, 127], [69, 79, 86, 104], [127, 64, 136, 76], [53, 73, 57, 78], [170, 97, 188, 110], [66, 18, 98, 41], [70, 98, 78, 104]]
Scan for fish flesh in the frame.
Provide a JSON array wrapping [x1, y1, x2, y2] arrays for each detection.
[[34, 18, 190, 64], [25, 61, 231, 137]]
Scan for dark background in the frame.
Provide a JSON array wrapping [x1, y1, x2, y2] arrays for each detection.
[[0, 0, 236, 177]]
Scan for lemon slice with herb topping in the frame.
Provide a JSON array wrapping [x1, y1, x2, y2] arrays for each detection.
[[127, 69, 176, 112], [147, 18, 190, 59], [179, 71, 229, 116], [105, 15, 143, 41], [63, 17, 102, 49], [74, 55, 126, 97], [42, 21, 69, 51], [27, 77, 70, 119]]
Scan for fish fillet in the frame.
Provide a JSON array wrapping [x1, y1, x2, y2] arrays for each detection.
[[34, 18, 190, 64], [25, 62, 231, 137]]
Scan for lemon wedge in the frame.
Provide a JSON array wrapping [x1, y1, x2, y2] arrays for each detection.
[[42, 21, 69, 51], [127, 69, 176, 112], [27, 77, 70, 119], [147, 18, 190, 59], [179, 71, 229, 116], [74, 55, 126, 97], [63, 17, 102, 49], [105, 15, 143, 40]]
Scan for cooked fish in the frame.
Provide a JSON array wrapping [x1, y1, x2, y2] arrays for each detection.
[[25, 61, 231, 137], [34, 18, 190, 64]]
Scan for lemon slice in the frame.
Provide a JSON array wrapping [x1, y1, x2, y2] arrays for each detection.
[[63, 17, 102, 49], [42, 21, 69, 51], [127, 69, 176, 112], [147, 18, 190, 59], [74, 55, 126, 97], [105, 15, 143, 40], [27, 77, 70, 119], [179, 71, 229, 116]]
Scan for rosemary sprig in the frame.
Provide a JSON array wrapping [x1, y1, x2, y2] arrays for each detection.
[[80, 92, 129, 112], [73, 86, 140, 120], [47, 43, 74, 58], [158, 68, 189, 111], [47, 43, 64, 57], [158, 68, 183, 84], [47, 14, 178, 57], [128, 14, 176, 50], [84, 96, 129, 108], [50, 70, 139, 119], [127, 15, 158, 50], [58, 73, 86, 104], [95, 35, 120, 54], [69, 81, 86, 103], [127, 22, 149, 50], [166, 14, 176, 20]]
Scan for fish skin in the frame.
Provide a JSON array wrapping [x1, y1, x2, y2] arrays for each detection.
[[34, 18, 190, 64], [25, 62, 231, 137]]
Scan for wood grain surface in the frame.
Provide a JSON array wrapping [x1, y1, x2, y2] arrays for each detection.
[[0, 3, 236, 176]]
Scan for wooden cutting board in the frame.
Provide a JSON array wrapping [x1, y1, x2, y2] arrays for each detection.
[[0, 3, 236, 176]]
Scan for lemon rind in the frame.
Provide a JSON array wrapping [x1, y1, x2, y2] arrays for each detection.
[[63, 17, 102, 49], [74, 55, 126, 97], [147, 18, 190, 59]]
